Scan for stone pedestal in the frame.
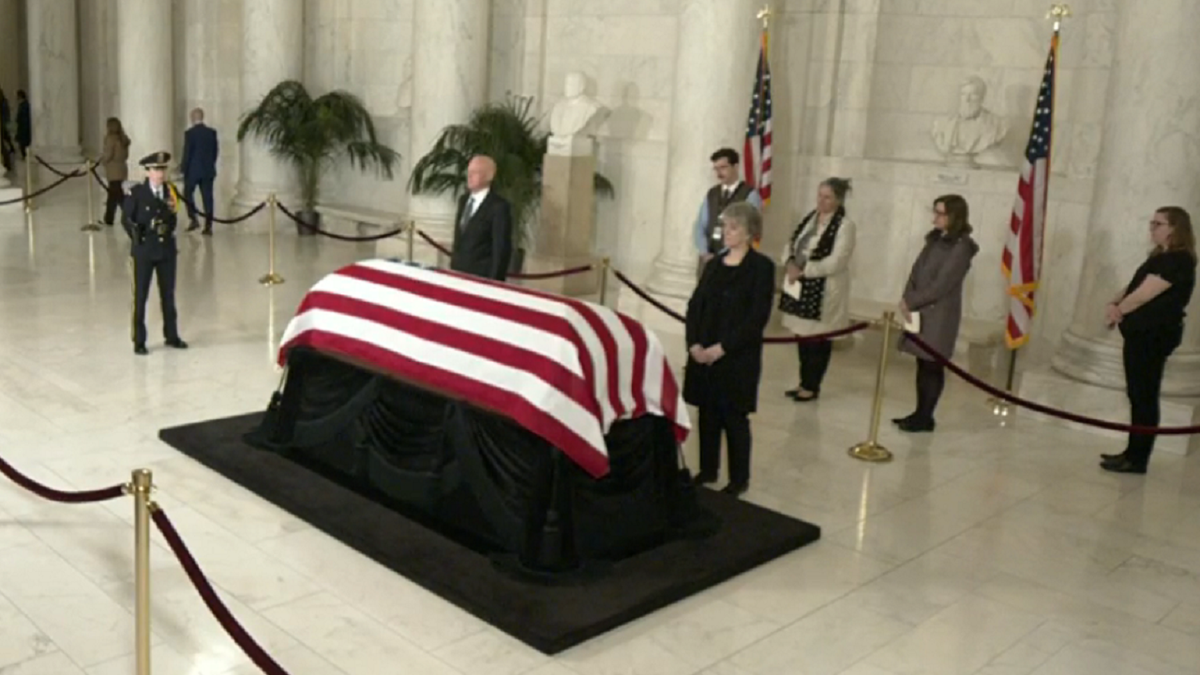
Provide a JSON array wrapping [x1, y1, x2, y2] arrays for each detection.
[[25, 0, 82, 166], [523, 153, 597, 297], [117, 0, 172, 167], [1019, 368, 1198, 457]]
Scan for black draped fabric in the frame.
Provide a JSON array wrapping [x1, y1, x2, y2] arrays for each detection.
[[246, 348, 709, 573]]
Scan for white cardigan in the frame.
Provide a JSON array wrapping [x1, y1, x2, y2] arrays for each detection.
[[779, 214, 857, 337]]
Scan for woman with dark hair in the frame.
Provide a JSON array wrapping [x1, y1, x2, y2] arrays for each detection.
[[15, 90, 30, 159], [778, 177, 857, 402], [893, 194, 979, 432], [1100, 206, 1197, 474], [99, 117, 131, 225], [685, 201, 776, 497]]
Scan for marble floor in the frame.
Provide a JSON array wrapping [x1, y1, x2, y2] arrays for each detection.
[[0, 179, 1199, 675]]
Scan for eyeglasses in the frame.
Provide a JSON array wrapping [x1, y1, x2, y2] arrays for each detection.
[[1150, 219, 1170, 228]]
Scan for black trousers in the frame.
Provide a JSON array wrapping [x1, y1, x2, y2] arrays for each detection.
[[103, 179, 124, 224], [1123, 324, 1182, 467], [183, 175, 215, 226], [797, 339, 833, 393], [698, 394, 752, 485], [914, 359, 946, 422], [131, 253, 179, 346]]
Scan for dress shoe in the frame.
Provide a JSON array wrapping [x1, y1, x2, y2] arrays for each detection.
[[1100, 457, 1146, 475], [202, 225, 212, 236], [692, 472, 717, 486], [134, 344, 148, 355], [784, 388, 800, 399], [892, 414, 917, 426], [165, 338, 189, 349], [720, 482, 749, 497], [793, 390, 819, 403], [187, 220, 200, 232], [897, 418, 936, 433], [1100, 451, 1127, 462]]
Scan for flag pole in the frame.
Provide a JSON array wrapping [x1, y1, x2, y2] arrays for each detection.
[[992, 3, 1068, 420]]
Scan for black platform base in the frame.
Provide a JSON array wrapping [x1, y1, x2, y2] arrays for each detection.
[[158, 412, 821, 654]]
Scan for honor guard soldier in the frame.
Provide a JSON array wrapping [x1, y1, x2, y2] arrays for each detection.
[[122, 151, 188, 355]]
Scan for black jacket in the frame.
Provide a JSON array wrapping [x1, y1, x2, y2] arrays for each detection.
[[683, 248, 776, 413], [181, 123, 219, 180], [450, 191, 513, 281], [122, 181, 179, 260]]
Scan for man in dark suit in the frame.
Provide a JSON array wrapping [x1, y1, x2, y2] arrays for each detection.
[[123, 151, 188, 355], [450, 155, 513, 281], [180, 107, 219, 235]]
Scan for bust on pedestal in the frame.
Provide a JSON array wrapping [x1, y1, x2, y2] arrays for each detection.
[[931, 77, 1007, 168], [526, 73, 608, 297]]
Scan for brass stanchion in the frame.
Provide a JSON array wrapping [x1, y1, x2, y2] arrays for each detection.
[[406, 220, 415, 262], [259, 194, 284, 286], [597, 256, 610, 306], [23, 152, 33, 214], [82, 160, 101, 231], [130, 469, 155, 675], [848, 310, 896, 463]]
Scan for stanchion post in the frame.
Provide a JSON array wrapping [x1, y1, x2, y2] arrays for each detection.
[[259, 194, 284, 286], [130, 469, 154, 675], [598, 257, 610, 306], [82, 159, 101, 231], [406, 220, 415, 263], [849, 310, 896, 463], [23, 152, 33, 214]]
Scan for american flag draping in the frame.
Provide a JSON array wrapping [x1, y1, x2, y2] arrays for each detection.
[[1002, 31, 1059, 349], [743, 27, 773, 206], [277, 260, 691, 478]]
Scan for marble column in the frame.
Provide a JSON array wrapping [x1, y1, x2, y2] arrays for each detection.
[[0, 0, 19, 95], [1051, 0, 1200, 396], [117, 0, 173, 168], [231, 0, 304, 212], [403, 0, 491, 261], [646, 0, 760, 298], [25, 0, 82, 166]]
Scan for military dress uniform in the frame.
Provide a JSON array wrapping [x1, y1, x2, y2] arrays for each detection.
[[122, 151, 188, 355]]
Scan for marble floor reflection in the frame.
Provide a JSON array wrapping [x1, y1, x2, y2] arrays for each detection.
[[1, 183, 1199, 674]]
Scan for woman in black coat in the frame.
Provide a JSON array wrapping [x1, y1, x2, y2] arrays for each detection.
[[684, 201, 776, 497]]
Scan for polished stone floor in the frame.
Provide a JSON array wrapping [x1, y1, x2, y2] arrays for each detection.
[[0, 179, 1199, 674]]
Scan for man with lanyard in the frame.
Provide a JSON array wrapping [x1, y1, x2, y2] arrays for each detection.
[[692, 147, 762, 276], [122, 151, 188, 355]]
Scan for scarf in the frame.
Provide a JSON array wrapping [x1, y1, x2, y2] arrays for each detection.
[[778, 207, 845, 321]]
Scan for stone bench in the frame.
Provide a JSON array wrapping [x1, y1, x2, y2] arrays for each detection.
[[314, 202, 407, 238]]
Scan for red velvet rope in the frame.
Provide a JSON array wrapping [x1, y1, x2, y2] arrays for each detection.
[[0, 172, 81, 206], [151, 508, 291, 675], [0, 455, 126, 503], [413, 229, 594, 280], [416, 228, 453, 257], [903, 332, 1200, 435]]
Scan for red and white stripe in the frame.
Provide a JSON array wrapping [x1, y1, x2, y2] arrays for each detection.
[[278, 260, 690, 478]]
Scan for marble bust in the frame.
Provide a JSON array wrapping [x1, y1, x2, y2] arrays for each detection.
[[547, 72, 608, 156], [931, 76, 1007, 166]]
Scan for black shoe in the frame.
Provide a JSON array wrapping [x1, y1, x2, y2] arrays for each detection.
[[1100, 457, 1146, 475], [202, 225, 212, 236], [898, 418, 936, 433], [892, 414, 917, 426], [1100, 451, 1127, 462], [720, 482, 749, 497], [793, 390, 819, 403], [165, 338, 188, 349], [134, 344, 148, 355], [186, 220, 200, 232], [784, 388, 800, 399], [692, 472, 717, 486]]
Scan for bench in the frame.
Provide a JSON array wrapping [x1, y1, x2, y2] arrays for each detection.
[[848, 297, 1006, 377], [314, 202, 406, 238]]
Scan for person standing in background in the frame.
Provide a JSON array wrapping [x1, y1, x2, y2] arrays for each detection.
[[180, 107, 218, 235], [99, 117, 131, 226], [15, 90, 31, 159], [692, 148, 762, 277], [123, 151, 188, 355], [0, 89, 13, 171]]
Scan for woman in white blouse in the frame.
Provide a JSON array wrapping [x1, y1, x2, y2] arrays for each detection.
[[778, 178, 857, 402]]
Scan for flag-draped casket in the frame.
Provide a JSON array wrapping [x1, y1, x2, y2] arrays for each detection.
[[247, 260, 703, 571]]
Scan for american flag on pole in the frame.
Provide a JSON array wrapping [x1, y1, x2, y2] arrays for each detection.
[[1002, 31, 1059, 349], [743, 28, 772, 206], [278, 260, 691, 478]]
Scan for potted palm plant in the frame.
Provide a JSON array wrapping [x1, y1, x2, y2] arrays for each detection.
[[237, 80, 400, 234], [408, 95, 613, 271]]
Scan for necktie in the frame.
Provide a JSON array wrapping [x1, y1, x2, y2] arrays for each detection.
[[459, 197, 475, 230]]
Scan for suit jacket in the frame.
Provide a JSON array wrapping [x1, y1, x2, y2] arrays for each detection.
[[181, 123, 219, 180], [683, 249, 776, 413], [450, 190, 514, 281], [122, 180, 179, 260]]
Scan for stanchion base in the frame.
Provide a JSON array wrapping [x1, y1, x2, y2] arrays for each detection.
[[848, 441, 893, 463], [81, 223, 102, 232], [258, 273, 285, 286], [986, 397, 1013, 419]]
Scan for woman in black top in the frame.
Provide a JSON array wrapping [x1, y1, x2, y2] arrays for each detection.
[[683, 202, 775, 497], [1100, 206, 1197, 474]]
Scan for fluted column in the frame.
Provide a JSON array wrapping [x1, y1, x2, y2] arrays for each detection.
[[406, 0, 491, 255], [646, 0, 761, 298], [232, 0, 304, 212], [1051, 0, 1200, 395], [25, 0, 82, 165], [117, 0, 173, 167]]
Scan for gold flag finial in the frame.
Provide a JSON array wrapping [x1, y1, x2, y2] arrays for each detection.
[[757, 5, 771, 29], [1047, 3, 1071, 30]]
